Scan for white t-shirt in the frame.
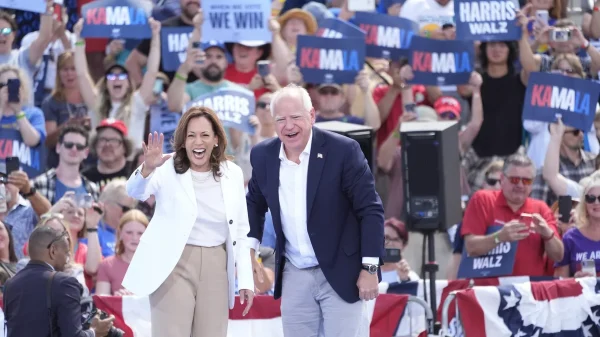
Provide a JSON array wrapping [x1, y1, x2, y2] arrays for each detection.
[[91, 91, 149, 148], [399, 0, 454, 32], [187, 170, 229, 247], [21, 31, 75, 91]]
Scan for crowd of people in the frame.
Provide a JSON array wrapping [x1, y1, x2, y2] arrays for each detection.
[[1, 0, 600, 335]]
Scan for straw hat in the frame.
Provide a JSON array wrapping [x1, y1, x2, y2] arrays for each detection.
[[277, 8, 318, 35]]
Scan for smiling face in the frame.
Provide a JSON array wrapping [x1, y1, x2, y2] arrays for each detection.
[[105, 68, 130, 101], [232, 44, 262, 67], [272, 93, 315, 158], [95, 128, 126, 163], [282, 18, 308, 44], [201, 47, 228, 82], [0, 19, 14, 55], [185, 116, 218, 172], [585, 186, 600, 219]]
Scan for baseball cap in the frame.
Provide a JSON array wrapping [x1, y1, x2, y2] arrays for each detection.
[[302, 2, 334, 26], [434, 96, 461, 120], [204, 40, 227, 53], [96, 118, 128, 137], [317, 83, 342, 91]]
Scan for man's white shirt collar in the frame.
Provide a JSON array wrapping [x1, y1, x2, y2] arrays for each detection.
[[279, 129, 313, 162]]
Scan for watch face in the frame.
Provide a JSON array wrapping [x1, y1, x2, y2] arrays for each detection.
[[369, 265, 378, 273]]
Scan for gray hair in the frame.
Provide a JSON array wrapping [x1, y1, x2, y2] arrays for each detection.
[[99, 179, 128, 203], [502, 153, 536, 174], [270, 84, 313, 117]]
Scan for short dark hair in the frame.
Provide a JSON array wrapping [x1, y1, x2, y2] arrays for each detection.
[[502, 153, 535, 174], [28, 226, 65, 260], [58, 124, 89, 147], [89, 129, 133, 158]]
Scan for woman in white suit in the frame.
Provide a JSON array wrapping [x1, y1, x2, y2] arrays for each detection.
[[122, 106, 255, 337]]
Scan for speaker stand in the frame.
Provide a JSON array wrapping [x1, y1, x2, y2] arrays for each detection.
[[422, 230, 441, 335]]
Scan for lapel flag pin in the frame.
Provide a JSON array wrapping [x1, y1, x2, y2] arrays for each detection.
[[318, 153, 323, 158]]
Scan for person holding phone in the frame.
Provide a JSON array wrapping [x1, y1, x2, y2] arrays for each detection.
[[555, 178, 600, 278], [380, 218, 419, 283], [122, 106, 254, 337]]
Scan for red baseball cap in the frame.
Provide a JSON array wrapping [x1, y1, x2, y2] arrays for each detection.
[[97, 118, 128, 137], [434, 96, 461, 120]]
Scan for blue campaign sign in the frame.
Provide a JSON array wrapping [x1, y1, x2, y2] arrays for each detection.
[[201, 0, 272, 43], [296, 35, 366, 85], [353, 12, 418, 59], [316, 18, 366, 39], [0, 0, 46, 13], [81, 0, 152, 39], [523, 72, 600, 132], [408, 36, 474, 86], [161, 26, 193, 72], [455, 0, 521, 41], [184, 87, 256, 135], [457, 225, 518, 279], [0, 128, 46, 178]]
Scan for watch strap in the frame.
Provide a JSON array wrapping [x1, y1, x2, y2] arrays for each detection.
[[21, 186, 36, 198]]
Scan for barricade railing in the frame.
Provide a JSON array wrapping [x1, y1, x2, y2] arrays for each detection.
[[440, 291, 460, 337]]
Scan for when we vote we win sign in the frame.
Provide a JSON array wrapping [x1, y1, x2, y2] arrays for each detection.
[[202, 0, 271, 43], [523, 72, 600, 132], [457, 224, 518, 279], [455, 0, 521, 41]]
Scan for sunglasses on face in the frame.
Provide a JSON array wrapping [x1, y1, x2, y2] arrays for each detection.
[[318, 88, 340, 96], [439, 111, 458, 120], [0, 175, 6, 184], [564, 129, 582, 136], [256, 101, 270, 109], [62, 141, 86, 151], [585, 194, 600, 204], [0, 28, 12, 36], [506, 176, 533, 186], [106, 73, 128, 81], [115, 203, 131, 213], [485, 177, 500, 186]]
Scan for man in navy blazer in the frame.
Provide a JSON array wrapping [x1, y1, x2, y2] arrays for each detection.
[[246, 84, 385, 337], [4, 226, 114, 337]]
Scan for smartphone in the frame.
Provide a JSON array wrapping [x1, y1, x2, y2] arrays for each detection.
[[582, 259, 596, 276], [153, 78, 164, 95], [0, 185, 7, 213], [558, 195, 572, 223], [348, 0, 376, 11], [191, 41, 203, 64], [5, 157, 19, 175], [75, 193, 93, 209], [551, 28, 572, 42], [536, 10, 549, 25], [520, 213, 534, 230], [383, 248, 402, 263], [7, 78, 20, 103], [257, 60, 270, 77]]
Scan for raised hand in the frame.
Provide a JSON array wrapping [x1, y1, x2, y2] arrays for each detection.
[[141, 132, 172, 177], [73, 19, 84, 39]]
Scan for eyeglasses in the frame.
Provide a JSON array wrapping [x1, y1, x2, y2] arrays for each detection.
[[585, 194, 600, 204], [115, 203, 131, 213], [97, 137, 123, 146], [318, 87, 340, 96], [564, 129, 582, 136], [0, 175, 6, 184], [0, 28, 12, 36], [46, 230, 68, 249], [106, 73, 128, 81], [62, 141, 86, 151], [485, 178, 500, 186], [506, 176, 533, 186], [385, 236, 402, 244], [439, 111, 458, 120], [256, 101, 270, 109]]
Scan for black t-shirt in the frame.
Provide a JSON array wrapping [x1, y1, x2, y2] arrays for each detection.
[[469, 71, 526, 157], [136, 16, 199, 83], [82, 162, 133, 191]]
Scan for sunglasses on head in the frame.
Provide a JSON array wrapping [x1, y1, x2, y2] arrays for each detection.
[[46, 230, 68, 249], [506, 176, 533, 186], [0, 28, 12, 36], [318, 87, 340, 96], [439, 111, 458, 120], [256, 101, 270, 109], [585, 194, 600, 204], [564, 129, 582, 136], [62, 141, 86, 151], [485, 177, 500, 186], [106, 73, 128, 81]]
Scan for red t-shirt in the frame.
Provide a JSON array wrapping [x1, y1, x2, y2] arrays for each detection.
[[77, 0, 108, 53], [224, 64, 268, 99], [371, 85, 429, 149], [461, 190, 560, 277]]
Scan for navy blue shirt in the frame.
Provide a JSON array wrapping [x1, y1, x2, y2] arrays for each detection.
[[54, 179, 88, 201]]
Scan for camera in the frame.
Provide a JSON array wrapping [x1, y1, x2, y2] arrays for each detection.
[[551, 28, 571, 42], [66, 193, 93, 209], [82, 305, 124, 337]]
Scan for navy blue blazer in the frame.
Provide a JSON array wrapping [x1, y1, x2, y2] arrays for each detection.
[[4, 261, 93, 337], [246, 127, 385, 303]]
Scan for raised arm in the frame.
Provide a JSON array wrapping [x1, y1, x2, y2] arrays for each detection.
[[72, 20, 98, 114], [542, 119, 571, 196], [138, 19, 162, 105], [458, 72, 484, 153], [127, 132, 171, 201], [27, 0, 54, 66]]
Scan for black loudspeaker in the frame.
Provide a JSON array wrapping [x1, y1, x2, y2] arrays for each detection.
[[400, 121, 462, 232], [314, 121, 374, 171]]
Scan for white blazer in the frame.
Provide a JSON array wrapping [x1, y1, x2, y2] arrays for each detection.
[[121, 158, 254, 309]]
